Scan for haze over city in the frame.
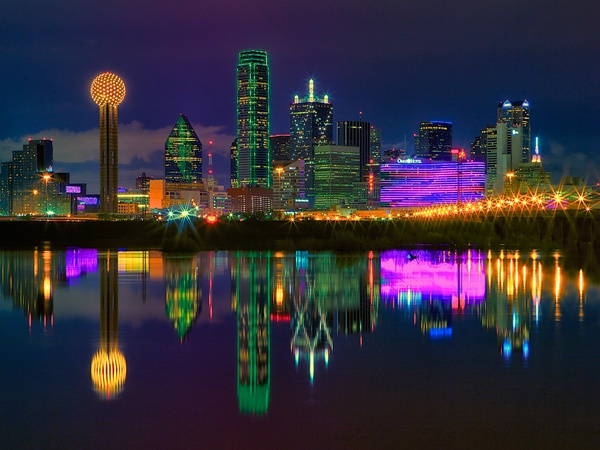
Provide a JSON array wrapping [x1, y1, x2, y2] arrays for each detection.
[[1, 0, 599, 192]]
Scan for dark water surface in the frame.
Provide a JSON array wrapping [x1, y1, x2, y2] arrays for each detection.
[[2, 248, 600, 449]]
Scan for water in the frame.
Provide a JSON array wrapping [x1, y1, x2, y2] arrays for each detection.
[[1, 248, 600, 449]]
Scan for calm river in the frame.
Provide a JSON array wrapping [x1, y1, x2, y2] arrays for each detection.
[[1, 248, 600, 449]]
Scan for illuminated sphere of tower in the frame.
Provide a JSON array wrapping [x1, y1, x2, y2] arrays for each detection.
[[90, 349, 127, 399], [90, 72, 126, 107]]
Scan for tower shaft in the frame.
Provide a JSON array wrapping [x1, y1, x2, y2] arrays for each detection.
[[99, 104, 119, 213]]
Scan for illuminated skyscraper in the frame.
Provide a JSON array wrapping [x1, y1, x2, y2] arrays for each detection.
[[290, 80, 333, 205], [314, 145, 360, 209], [164, 114, 203, 183], [497, 100, 530, 163], [414, 121, 453, 161], [236, 50, 270, 188], [270, 134, 291, 163], [230, 139, 239, 188], [2, 139, 54, 215], [91, 72, 126, 213], [337, 120, 371, 180]]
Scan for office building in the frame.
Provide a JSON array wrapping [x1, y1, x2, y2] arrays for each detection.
[[227, 187, 273, 215], [1, 139, 65, 215], [380, 159, 486, 208], [414, 121, 453, 161], [486, 122, 523, 195], [290, 79, 333, 205], [314, 145, 360, 210], [270, 134, 291, 163], [498, 100, 530, 164], [136, 172, 153, 193], [230, 139, 239, 188], [165, 114, 202, 184], [337, 120, 371, 181], [90, 72, 126, 213], [237, 50, 270, 188], [272, 159, 307, 211]]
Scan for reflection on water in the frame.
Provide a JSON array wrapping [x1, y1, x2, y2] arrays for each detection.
[[90, 251, 126, 399], [1, 247, 597, 416]]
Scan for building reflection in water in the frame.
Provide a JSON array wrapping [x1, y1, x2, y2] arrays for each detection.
[[380, 250, 486, 338], [483, 250, 533, 358], [234, 252, 271, 415], [0, 246, 98, 328], [90, 250, 126, 399], [164, 256, 202, 342]]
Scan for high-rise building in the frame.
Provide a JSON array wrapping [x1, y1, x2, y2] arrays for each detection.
[[164, 114, 202, 184], [272, 159, 306, 211], [270, 134, 291, 163], [136, 172, 153, 193], [90, 72, 126, 214], [498, 100, 530, 163], [414, 121, 453, 161], [314, 145, 360, 210], [290, 79, 333, 205], [369, 127, 382, 164], [337, 120, 371, 180], [237, 50, 270, 188], [470, 128, 492, 163], [230, 139, 239, 188], [485, 122, 523, 195], [380, 159, 486, 208], [0, 139, 65, 215]]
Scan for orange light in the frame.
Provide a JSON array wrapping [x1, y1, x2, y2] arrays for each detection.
[[206, 215, 217, 224], [91, 72, 126, 106]]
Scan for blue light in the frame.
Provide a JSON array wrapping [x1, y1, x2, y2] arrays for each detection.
[[523, 341, 530, 359], [503, 339, 512, 358], [430, 328, 452, 339]]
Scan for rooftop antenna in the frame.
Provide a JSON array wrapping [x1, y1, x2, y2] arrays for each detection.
[[309, 79, 314, 103], [359, 111, 363, 120], [208, 140, 215, 187]]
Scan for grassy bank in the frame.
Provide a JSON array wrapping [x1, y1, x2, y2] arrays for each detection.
[[0, 211, 598, 252]]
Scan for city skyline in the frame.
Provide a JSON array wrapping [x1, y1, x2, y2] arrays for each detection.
[[1, 1, 599, 192]]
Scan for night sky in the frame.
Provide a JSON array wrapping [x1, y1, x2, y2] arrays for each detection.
[[1, 0, 599, 192]]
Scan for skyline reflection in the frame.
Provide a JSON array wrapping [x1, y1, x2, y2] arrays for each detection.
[[0, 247, 596, 401]]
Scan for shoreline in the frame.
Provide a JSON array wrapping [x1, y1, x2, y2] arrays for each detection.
[[0, 211, 597, 253]]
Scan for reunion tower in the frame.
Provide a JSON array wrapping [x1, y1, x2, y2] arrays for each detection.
[[90, 72, 126, 213]]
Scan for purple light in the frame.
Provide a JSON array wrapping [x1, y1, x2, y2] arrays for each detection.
[[78, 196, 99, 205], [65, 248, 98, 281], [65, 185, 82, 194], [380, 250, 486, 303], [380, 160, 485, 208]]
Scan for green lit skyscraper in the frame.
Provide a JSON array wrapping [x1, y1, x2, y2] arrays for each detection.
[[164, 114, 202, 183], [236, 50, 270, 188]]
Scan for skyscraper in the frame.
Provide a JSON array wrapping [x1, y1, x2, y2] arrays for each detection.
[[414, 121, 453, 161], [485, 122, 523, 194], [2, 139, 55, 215], [497, 100, 530, 163], [230, 139, 239, 188], [164, 114, 202, 183], [237, 50, 270, 188], [90, 72, 126, 214], [337, 120, 371, 180], [290, 79, 333, 205], [269, 134, 291, 163], [314, 145, 360, 209]]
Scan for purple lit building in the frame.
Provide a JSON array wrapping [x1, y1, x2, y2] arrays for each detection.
[[380, 159, 485, 208]]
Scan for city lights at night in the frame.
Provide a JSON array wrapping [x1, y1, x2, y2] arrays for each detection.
[[2, 0, 600, 447]]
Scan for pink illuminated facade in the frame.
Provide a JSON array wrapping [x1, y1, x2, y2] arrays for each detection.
[[380, 250, 486, 306], [380, 159, 485, 208]]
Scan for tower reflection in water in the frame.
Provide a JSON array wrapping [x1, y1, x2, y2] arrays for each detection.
[[90, 251, 126, 399], [164, 256, 202, 342], [233, 252, 271, 415]]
